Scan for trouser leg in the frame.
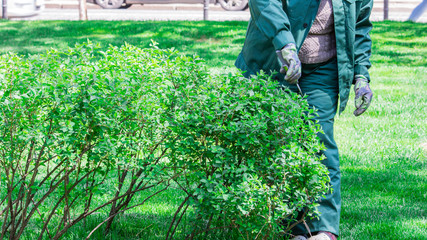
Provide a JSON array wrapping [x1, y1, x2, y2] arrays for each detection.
[[280, 58, 340, 237]]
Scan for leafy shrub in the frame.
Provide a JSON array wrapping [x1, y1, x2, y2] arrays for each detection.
[[166, 72, 330, 239], [0, 41, 329, 240], [0, 41, 206, 239]]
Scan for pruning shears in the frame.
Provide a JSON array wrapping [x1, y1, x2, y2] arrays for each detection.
[[276, 50, 303, 96]]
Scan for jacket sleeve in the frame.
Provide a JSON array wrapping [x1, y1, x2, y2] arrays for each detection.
[[354, 0, 373, 81], [248, 0, 295, 50]]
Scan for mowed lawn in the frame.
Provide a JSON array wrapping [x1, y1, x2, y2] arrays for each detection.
[[0, 20, 426, 239]]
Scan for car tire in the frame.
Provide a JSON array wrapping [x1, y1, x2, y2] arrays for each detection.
[[95, 0, 125, 9], [119, 4, 132, 9], [218, 0, 248, 11]]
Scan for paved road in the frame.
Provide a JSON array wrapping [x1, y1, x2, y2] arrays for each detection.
[[13, 7, 251, 21], [11, 3, 251, 21], [11, 2, 427, 22]]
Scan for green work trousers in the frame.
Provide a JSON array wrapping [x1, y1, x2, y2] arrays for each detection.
[[280, 57, 341, 237]]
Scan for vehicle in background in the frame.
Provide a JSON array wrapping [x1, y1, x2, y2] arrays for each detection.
[[87, 0, 248, 11], [0, 0, 44, 18]]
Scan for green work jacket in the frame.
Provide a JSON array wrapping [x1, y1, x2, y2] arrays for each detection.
[[235, 0, 373, 113]]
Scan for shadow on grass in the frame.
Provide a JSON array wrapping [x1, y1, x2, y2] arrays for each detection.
[[371, 21, 427, 67], [372, 21, 427, 40], [0, 20, 247, 68], [63, 210, 230, 240], [340, 155, 426, 239]]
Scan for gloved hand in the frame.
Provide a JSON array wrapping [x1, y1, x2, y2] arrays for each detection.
[[353, 75, 373, 116], [278, 43, 301, 84]]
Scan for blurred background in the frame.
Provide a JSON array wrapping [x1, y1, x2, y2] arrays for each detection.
[[3, 0, 427, 22]]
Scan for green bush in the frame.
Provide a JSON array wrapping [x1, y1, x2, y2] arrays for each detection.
[[0, 42, 329, 239], [0, 41, 193, 239], [167, 71, 330, 239]]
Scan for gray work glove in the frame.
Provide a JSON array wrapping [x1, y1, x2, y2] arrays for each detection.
[[279, 43, 301, 84], [354, 75, 373, 116]]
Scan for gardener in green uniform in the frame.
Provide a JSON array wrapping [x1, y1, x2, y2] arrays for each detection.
[[235, 0, 374, 239]]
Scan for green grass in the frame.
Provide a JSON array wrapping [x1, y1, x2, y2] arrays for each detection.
[[0, 19, 426, 239], [0, 20, 247, 72]]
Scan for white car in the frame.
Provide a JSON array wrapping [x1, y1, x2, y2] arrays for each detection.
[[0, 0, 44, 18], [87, 0, 248, 11]]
